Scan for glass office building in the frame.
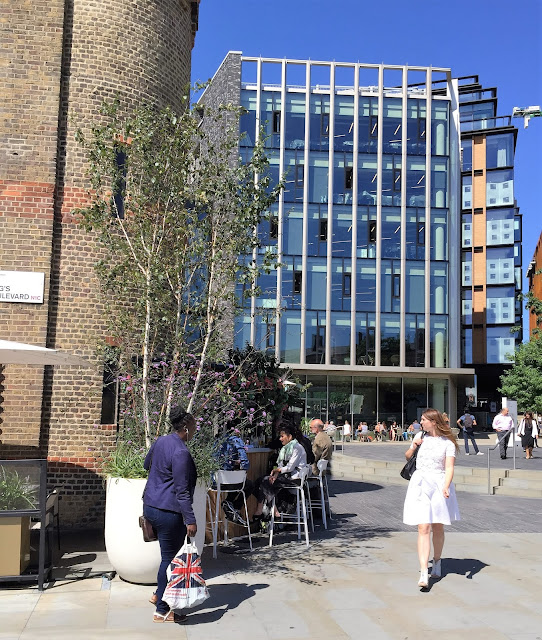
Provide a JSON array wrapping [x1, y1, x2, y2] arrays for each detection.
[[203, 53, 474, 426], [456, 76, 522, 411]]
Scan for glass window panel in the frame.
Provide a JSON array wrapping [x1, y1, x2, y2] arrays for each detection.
[[308, 155, 329, 204], [462, 214, 472, 248], [486, 286, 516, 324], [358, 97, 378, 153], [356, 259, 376, 311], [431, 101, 449, 156], [306, 374, 327, 421], [381, 208, 401, 258], [330, 313, 351, 364], [381, 314, 400, 366], [305, 311, 326, 364], [461, 289, 472, 325], [280, 311, 301, 363], [406, 157, 426, 208], [334, 96, 354, 151], [260, 91, 281, 149], [240, 91, 257, 147], [462, 251, 472, 286], [486, 169, 514, 207], [309, 94, 330, 151], [382, 156, 401, 206], [331, 258, 351, 312], [486, 133, 514, 169], [378, 377, 402, 423], [382, 98, 403, 155], [430, 316, 448, 367], [486, 246, 515, 284], [357, 207, 377, 258], [403, 377, 427, 424], [405, 315, 425, 367], [254, 314, 276, 354], [283, 150, 304, 204], [234, 314, 252, 350], [283, 208, 303, 255], [355, 312, 376, 365], [306, 257, 327, 310], [461, 138, 472, 171], [462, 175, 472, 209], [332, 208, 352, 257], [406, 209, 425, 259], [431, 158, 448, 207], [358, 156, 378, 205], [332, 154, 354, 205], [407, 98, 426, 155], [353, 376, 377, 425], [405, 263, 425, 313], [462, 328, 472, 365], [486, 208, 515, 245], [430, 263, 448, 314], [431, 209, 448, 260], [487, 326, 516, 364], [428, 378, 448, 412], [285, 94, 306, 150], [328, 375, 353, 425], [381, 261, 401, 313]]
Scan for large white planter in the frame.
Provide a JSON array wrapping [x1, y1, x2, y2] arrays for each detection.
[[105, 477, 208, 585]]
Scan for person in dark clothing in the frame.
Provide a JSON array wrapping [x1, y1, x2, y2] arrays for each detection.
[[143, 406, 197, 623], [213, 430, 252, 525]]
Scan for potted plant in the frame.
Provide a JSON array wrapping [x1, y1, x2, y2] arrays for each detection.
[[75, 96, 287, 583], [0, 467, 37, 576]]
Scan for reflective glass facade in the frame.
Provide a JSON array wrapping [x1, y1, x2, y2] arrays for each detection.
[[205, 54, 472, 422], [234, 58, 460, 378]]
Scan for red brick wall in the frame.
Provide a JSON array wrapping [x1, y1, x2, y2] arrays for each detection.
[[0, 0, 198, 527]]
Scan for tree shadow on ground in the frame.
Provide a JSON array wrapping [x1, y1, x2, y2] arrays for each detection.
[[328, 479, 385, 495]]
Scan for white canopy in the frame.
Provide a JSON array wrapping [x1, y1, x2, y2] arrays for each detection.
[[0, 339, 90, 367]]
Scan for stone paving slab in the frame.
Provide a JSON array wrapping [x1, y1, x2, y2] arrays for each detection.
[[1, 478, 542, 639]]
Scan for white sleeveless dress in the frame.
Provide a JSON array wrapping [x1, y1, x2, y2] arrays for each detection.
[[403, 435, 460, 525]]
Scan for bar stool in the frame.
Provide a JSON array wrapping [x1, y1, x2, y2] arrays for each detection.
[[306, 459, 332, 529], [207, 470, 252, 559], [269, 465, 310, 548]]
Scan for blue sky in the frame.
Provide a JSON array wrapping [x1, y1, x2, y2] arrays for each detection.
[[192, 0, 542, 332]]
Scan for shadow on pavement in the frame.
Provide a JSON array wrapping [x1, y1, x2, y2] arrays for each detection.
[[328, 479, 385, 494], [182, 583, 269, 624], [443, 557, 488, 579]]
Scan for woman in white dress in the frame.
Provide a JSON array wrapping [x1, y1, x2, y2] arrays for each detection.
[[403, 408, 460, 588]]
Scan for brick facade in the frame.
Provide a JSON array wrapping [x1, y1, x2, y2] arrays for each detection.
[[0, 0, 200, 527]]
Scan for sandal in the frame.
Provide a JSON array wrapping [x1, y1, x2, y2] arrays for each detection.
[[153, 611, 187, 623], [149, 592, 158, 605]]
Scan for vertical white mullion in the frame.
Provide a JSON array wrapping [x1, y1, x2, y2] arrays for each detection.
[[300, 62, 311, 364], [275, 60, 287, 360], [325, 63, 335, 366], [250, 58, 262, 347], [424, 67, 433, 367], [375, 64, 384, 367], [400, 66, 408, 367], [350, 64, 360, 365]]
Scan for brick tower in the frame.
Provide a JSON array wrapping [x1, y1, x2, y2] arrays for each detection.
[[0, 0, 200, 527]]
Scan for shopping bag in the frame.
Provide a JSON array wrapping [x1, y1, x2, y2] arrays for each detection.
[[163, 536, 210, 610]]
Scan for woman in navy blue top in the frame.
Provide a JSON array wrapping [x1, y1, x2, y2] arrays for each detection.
[[143, 406, 197, 623]]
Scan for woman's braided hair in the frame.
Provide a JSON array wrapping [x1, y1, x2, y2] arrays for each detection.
[[169, 406, 194, 432]]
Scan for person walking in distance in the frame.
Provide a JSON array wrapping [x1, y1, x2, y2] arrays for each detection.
[[403, 408, 460, 588], [457, 410, 483, 456], [492, 407, 514, 460], [518, 411, 537, 460]]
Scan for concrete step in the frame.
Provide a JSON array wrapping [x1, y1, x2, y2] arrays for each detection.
[[499, 477, 542, 490], [505, 469, 542, 482], [494, 486, 542, 498]]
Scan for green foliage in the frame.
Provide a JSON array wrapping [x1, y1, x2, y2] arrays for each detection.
[[102, 439, 148, 479], [75, 95, 286, 476], [499, 338, 542, 413], [0, 468, 37, 511], [500, 284, 542, 413]]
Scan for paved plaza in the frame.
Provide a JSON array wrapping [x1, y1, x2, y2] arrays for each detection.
[[1, 461, 542, 640]]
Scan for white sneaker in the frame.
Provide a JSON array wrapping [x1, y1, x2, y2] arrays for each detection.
[[431, 558, 441, 578], [465, 452, 470, 455], [476, 452, 484, 455], [418, 569, 429, 588]]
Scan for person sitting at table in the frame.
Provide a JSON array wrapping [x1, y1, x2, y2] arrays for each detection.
[[213, 425, 252, 526], [251, 423, 307, 522]]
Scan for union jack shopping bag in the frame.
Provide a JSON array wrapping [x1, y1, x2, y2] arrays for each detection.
[[163, 536, 210, 610]]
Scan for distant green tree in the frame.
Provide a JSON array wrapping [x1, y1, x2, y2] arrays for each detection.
[[499, 279, 542, 413]]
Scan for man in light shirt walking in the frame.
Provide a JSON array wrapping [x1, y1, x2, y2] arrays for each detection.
[[492, 407, 514, 459]]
